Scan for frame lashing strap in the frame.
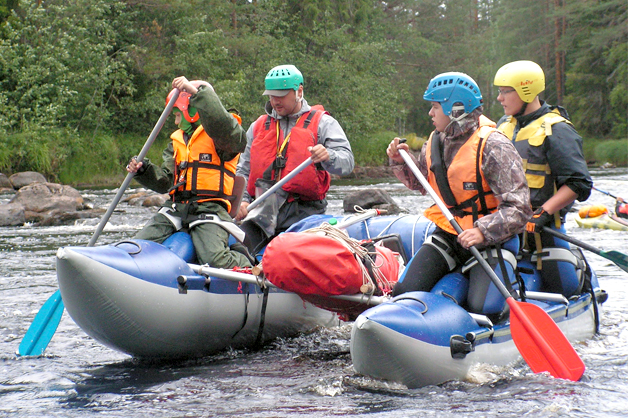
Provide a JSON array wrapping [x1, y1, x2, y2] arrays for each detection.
[[254, 286, 270, 349], [231, 283, 250, 339]]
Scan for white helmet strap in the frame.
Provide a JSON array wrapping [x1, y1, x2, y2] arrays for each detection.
[[445, 105, 468, 130]]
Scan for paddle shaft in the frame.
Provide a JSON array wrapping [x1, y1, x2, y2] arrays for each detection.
[[246, 157, 313, 212], [192, 265, 387, 306], [543, 226, 628, 273], [593, 186, 621, 200], [397, 149, 512, 300], [544, 226, 603, 256], [332, 208, 386, 229], [88, 89, 180, 247]]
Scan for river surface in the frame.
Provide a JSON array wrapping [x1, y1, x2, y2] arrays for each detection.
[[1, 168, 627, 417]]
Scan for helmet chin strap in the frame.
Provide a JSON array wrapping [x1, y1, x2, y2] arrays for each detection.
[[514, 102, 528, 118], [445, 105, 468, 130]]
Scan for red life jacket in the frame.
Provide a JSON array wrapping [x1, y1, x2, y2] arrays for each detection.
[[248, 105, 330, 201]]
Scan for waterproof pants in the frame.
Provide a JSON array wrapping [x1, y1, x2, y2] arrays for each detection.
[[135, 201, 252, 269]]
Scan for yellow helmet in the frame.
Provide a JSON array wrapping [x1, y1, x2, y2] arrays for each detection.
[[494, 60, 545, 103]]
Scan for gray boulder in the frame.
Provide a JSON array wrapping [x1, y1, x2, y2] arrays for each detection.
[[0, 173, 12, 189], [0, 203, 26, 227], [343, 188, 402, 214], [123, 189, 169, 207], [9, 171, 47, 189], [1, 182, 104, 226], [10, 182, 83, 212]]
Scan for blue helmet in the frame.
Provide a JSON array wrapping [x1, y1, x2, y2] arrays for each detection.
[[423, 72, 483, 116]]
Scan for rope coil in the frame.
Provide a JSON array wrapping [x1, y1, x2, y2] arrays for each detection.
[[302, 222, 394, 296]]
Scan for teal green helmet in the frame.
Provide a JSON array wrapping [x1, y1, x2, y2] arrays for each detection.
[[263, 64, 303, 96]]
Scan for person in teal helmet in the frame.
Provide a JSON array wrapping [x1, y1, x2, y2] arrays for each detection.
[[386, 72, 531, 317], [236, 64, 354, 254]]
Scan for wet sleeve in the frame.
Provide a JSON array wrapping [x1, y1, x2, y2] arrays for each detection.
[[317, 114, 355, 176], [545, 123, 593, 202], [190, 86, 247, 155], [134, 142, 176, 194], [390, 143, 428, 194], [475, 133, 533, 244]]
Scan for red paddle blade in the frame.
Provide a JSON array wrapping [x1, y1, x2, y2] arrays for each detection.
[[508, 298, 585, 381]]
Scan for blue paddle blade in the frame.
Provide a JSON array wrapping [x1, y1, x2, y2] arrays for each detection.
[[18, 290, 64, 356]]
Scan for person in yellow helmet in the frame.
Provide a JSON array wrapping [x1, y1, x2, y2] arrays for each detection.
[[494, 60, 593, 296], [126, 76, 253, 268]]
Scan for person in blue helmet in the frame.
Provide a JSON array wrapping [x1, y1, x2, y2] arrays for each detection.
[[235, 64, 354, 253], [494, 61, 593, 297], [386, 72, 532, 315]]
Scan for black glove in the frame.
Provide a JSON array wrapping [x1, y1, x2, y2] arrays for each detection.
[[526, 207, 553, 233]]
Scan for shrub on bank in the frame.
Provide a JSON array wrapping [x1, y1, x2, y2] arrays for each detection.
[[0, 129, 624, 187], [351, 131, 426, 167], [594, 139, 628, 167]]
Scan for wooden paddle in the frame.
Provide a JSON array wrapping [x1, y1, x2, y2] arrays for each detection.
[[397, 148, 585, 381], [543, 226, 628, 273], [17, 90, 181, 357]]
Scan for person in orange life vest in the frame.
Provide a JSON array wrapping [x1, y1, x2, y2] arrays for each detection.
[[494, 61, 592, 296], [387, 72, 531, 314], [126, 76, 253, 268], [235, 64, 354, 253]]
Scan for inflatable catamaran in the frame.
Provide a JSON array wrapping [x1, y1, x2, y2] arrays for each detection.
[[55, 213, 606, 387]]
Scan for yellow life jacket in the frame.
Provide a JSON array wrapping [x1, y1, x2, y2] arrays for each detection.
[[497, 109, 571, 195]]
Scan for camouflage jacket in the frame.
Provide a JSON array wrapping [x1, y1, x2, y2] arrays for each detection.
[[391, 110, 532, 245]]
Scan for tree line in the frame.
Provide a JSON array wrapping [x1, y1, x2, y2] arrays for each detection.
[[0, 0, 625, 182]]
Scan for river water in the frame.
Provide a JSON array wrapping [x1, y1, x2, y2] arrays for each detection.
[[1, 168, 627, 418]]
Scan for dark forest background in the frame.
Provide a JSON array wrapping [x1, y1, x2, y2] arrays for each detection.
[[0, 0, 626, 184]]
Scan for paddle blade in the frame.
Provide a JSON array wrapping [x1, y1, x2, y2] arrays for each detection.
[[601, 250, 628, 273], [18, 290, 64, 356], [508, 298, 585, 381]]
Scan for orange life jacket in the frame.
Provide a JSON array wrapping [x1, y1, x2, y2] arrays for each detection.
[[170, 126, 239, 212], [248, 105, 330, 201], [424, 117, 500, 234]]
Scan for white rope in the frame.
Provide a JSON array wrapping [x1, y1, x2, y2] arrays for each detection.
[[302, 222, 394, 296]]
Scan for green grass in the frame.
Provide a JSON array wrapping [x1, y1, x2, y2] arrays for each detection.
[[593, 139, 628, 167], [350, 131, 426, 167]]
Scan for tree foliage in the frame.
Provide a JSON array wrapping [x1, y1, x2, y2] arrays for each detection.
[[0, 0, 625, 177]]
